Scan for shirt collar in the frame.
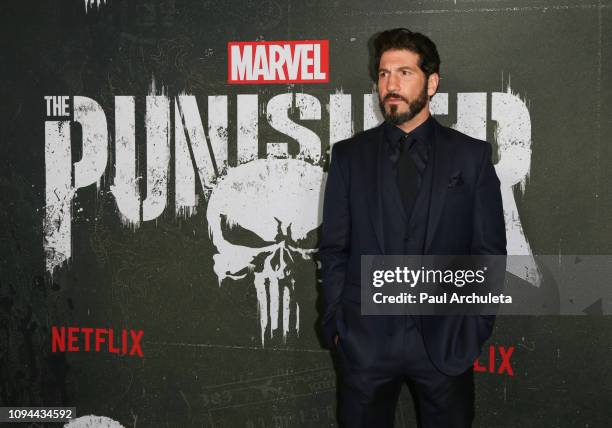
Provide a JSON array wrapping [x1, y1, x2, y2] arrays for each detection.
[[384, 115, 435, 151]]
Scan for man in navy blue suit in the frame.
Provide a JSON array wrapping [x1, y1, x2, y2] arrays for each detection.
[[319, 28, 507, 427]]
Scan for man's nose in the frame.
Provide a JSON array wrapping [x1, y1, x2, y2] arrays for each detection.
[[386, 72, 400, 93]]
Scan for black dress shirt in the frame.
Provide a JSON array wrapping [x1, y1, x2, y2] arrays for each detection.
[[383, 115, 434, 218]]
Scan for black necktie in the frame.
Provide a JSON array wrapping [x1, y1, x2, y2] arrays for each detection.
[[395, 135, 428, 218]]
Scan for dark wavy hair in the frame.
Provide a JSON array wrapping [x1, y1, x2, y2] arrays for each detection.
[[372, 28, 440, 80]]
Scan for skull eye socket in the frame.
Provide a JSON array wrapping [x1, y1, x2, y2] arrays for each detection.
[[293, 224, 322, 249], [220, 214, 276, 248]]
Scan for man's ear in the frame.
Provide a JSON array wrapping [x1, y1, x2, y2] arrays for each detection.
[[427, 73, 440, 97]]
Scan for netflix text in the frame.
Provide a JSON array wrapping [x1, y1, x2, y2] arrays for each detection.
[[51, 326, 144, 357]]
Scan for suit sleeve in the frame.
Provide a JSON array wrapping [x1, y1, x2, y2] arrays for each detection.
[[471, 142, 507, 343], [318, 143, 351, 349], [471, 142, 506, 256]]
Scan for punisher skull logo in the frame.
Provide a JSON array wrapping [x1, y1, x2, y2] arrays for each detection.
[[206, 158, 326, 345]]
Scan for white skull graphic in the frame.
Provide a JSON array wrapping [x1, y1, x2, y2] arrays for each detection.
[[206, 158, 326, 345]]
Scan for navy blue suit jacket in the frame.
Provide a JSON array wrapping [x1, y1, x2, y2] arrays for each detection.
[[319, 117, 507, 376]]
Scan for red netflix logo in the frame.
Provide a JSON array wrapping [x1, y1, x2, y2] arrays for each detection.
[[51, 326, 143, 357], [228, 40, 329, 84], [474, 345, 514, 376]]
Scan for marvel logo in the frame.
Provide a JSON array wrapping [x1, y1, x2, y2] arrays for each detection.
[[228, 40, 329, 84]]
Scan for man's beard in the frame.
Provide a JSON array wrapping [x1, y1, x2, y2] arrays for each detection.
[[379, 83, 428, 125]]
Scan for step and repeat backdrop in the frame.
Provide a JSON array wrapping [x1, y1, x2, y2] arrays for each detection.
[[1, 0, 611, 426]]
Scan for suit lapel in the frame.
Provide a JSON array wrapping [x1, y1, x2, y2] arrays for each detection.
[[364, 124, 386, 253], [425, 120, 454, 252], [365, 119, 455, 254]]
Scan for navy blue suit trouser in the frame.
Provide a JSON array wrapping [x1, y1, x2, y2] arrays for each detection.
[[335, 304, 474, 428]]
